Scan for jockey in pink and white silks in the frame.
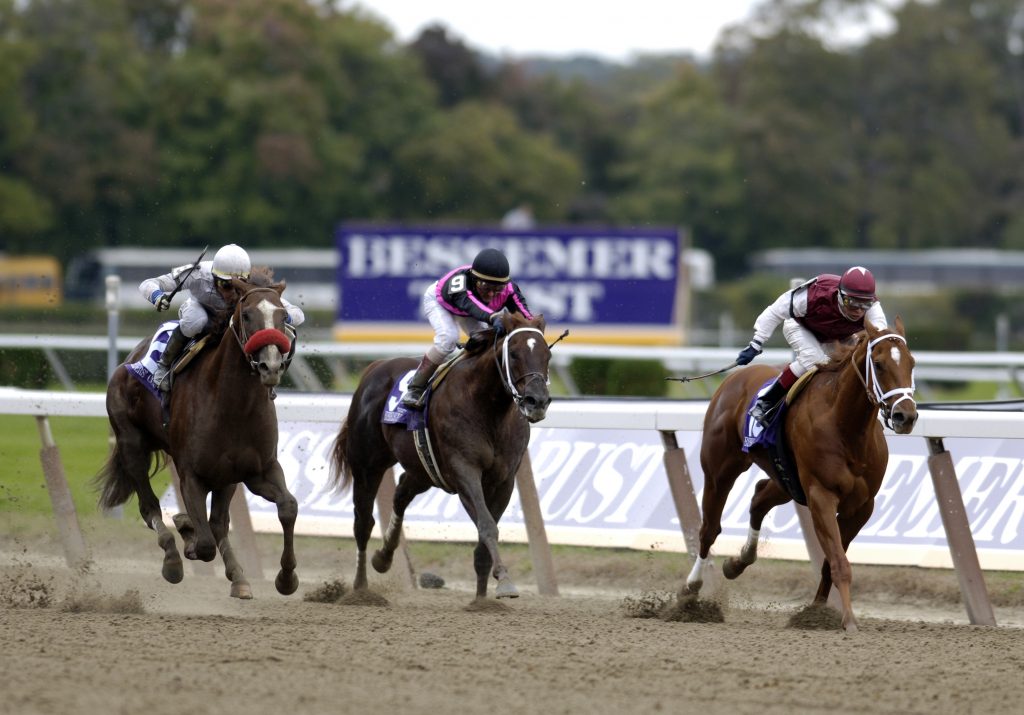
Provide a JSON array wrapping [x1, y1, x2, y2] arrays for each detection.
[[400, 247, 533, 409], [138, 244, 304, 392], [735, 266, 888, 427]]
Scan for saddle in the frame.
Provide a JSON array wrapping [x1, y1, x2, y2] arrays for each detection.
[[380, 350, 471, 494], [124, 324, 214, 431], [741, 367, 819, 506]]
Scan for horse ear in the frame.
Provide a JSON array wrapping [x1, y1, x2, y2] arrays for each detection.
[[893, 315, 905, 337], [531, 313, 546, 332], [273, 280, 286, 296]]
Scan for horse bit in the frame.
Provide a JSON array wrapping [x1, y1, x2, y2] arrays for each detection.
[[854, 333, 916, 430], [494, 327, 550, 407]]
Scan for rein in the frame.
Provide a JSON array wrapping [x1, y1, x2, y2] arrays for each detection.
[[852, 332, 916, 430], [494, 327, 550, 407]]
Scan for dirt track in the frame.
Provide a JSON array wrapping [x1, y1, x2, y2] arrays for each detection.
[[2, 529, 1023, 715]]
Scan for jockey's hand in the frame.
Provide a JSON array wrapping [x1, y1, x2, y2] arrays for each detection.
[[736, 342, 762, 366], [490, 312, 507, 337], [151, 290, 171, 312]]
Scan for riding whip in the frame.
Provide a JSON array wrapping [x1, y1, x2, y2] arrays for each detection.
[[665, 360, 738, 383], [166, 245, 208, 303], [548, 329, 570, 349]]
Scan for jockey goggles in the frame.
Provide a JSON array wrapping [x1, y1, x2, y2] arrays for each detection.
[[840, 292, 875, 311]]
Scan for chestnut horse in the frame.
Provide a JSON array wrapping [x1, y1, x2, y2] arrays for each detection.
[[96, 267, 299, 599], [330, 311, 552, 600], [686, 317, 917, 631]]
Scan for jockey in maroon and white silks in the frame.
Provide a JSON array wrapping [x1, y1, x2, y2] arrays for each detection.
[[736, 266, 887, 426], [401, 247, 533, 409]]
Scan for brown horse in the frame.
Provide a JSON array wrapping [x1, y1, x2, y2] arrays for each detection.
[[685, 317, 917, 631], [96, 267, 299, 599], [330, 311, 552, 600]]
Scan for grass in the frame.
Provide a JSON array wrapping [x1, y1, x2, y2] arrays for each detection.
[[0, 414, 132, 517]]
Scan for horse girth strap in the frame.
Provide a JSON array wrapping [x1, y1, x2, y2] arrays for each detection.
[[413, 426, 455, 493]]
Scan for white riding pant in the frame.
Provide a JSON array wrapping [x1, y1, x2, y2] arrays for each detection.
[[421, 283, 487, 364], [782, 318, 830, 377], [177, 298, 211, 338]]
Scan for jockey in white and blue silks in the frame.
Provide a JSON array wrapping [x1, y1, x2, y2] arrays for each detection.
[[138, 244, 305, 392]]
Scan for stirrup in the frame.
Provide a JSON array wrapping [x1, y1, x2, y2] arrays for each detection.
[[153, 367, 171, 393], [401, 388, 425, 409], [749, 400, 772, 426]]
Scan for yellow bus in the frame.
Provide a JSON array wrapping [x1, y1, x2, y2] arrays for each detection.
[[0, 254, 63, 307]]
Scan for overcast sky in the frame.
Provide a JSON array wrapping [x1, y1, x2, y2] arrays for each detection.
[[351, 1, 762, 62]]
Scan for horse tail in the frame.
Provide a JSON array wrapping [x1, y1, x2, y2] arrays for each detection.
[[94, 440, 166, 509], [328, 419, 353, 494]]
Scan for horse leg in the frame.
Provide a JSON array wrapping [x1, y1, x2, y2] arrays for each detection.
[[722, 478, 790, 580], [103, 429, 184, 584], [350, 468, 385, 591], [177, 472, 217, 562], [806, 488, 861, 632], [686, 450, 750, 595], [372, 473, 429, 574], [812, 497, 875, 633], [244, 463, 299, 596], [460, 471, 517, 599], [132, 456, 183, 584], [209, 486, 252, 599]]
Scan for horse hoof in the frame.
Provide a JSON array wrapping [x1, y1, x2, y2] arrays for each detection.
[[722, 558, 745, 580], [162, 558, 184, 584], [683, 579, 702, 596], [371, 550, 393, 574], [275, 570, 299, 596], [495, 581, 519, 599], [231, 582, 253, 599]]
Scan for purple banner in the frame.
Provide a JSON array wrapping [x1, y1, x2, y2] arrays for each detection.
[[335, 224, 683, 340]]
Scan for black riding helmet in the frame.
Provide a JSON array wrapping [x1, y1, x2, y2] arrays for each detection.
[[470, 248, 511, 284]]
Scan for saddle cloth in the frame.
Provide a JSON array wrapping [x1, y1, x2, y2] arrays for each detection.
[[124, 321, 179, 399], [741, 377, 809, 506], [124, 321, 209, 399]]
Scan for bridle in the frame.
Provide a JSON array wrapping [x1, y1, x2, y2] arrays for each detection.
[[228, 287, 295, 374], [493, 327, 550, 408], [853, 332, 916, 430]]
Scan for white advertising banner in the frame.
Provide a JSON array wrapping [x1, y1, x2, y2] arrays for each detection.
[[162, 422, 1024, 571]]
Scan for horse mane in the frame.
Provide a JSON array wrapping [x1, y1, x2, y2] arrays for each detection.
[[205, 265, 284, 340], [818, 330, 876, 374], [462, 312, 537, 355]]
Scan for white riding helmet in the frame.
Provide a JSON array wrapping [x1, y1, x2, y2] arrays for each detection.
[[212, 244, 251, 280]]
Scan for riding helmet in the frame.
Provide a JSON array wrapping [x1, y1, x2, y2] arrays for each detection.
[[212, 244, 251, 280], [839, 266, 876, 301], [470, 248, 511, 284]]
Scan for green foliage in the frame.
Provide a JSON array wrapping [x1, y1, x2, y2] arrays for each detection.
[[1, 0, 1024, 327], [569, 357, 669, 397]]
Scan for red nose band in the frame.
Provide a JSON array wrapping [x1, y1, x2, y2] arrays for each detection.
[[244, 328, 291, 355]]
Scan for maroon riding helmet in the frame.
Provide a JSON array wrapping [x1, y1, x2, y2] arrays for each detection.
[[839, 266, 876, 311]]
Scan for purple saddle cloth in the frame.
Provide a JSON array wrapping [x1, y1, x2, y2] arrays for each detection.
[[124, 321, 179, 399], [381, 370, 427, 431]]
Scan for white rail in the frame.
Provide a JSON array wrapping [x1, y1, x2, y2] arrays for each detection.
[[5, 334, 1024, 394]]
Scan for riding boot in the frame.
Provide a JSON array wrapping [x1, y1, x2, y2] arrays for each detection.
[[153, 326, 188, 393], [749, 377, 789, 427], [400, 355, 439, 409]]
